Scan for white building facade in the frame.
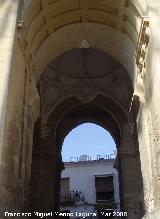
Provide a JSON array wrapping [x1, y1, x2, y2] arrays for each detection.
[[60, 156, 120, 218]]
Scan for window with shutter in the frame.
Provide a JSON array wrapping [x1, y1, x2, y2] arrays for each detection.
[[60, 178, 70, 203], [95, 176, 114, 201]]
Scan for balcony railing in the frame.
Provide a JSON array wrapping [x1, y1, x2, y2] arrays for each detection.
[[60, 191, 75, 206]]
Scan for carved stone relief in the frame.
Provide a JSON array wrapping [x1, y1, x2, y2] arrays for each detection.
[[122, 94, 140, 136], [28, 79, 40, 122], [123, 121, 135, 136], [136, 17, 149, 79], [41, 126, 51, 138], [130, 95, 140, 121], [17, 21, 36, 77], [39, 48, 133, 123]]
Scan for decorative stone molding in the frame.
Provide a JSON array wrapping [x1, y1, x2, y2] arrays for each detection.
[[41, 74, 131, 117], [28, 79, 40, 122], [79, 40, 90, 48], [39, 48, 133, 119], [136, 17, 149, 78], [17, 22, 40, 121], [40, 70, 132, 116], [41, 126, 51, 138], [120, 153, 136, 159], [123, 121, 135, 136], [130, 95, 140, 121], [17, 21, 36, 77]]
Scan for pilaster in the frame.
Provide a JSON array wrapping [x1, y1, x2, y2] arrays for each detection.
[[29, 124, 58, 217], [119, 122, 142, 219]]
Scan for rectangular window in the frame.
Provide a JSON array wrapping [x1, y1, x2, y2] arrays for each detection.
[[61, 178, 69, 195], [60, 178, 74, 205], [60, 178, 70, 203], [95, 176, 114, 201]]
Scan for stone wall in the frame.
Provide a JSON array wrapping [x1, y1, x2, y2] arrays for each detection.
[[1, 0, 160, 218], [0, 33, 25, 218], [0, 2, 39, 216], [0, 0, 19, 158], [143, 210, 160, 219], [137, 0, 160, 218]]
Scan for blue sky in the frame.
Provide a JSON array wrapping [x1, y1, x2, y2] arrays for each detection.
[[62, 123, 116, 161]]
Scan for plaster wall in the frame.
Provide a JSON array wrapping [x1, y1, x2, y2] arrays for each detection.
[[61, 160, 120, 214]]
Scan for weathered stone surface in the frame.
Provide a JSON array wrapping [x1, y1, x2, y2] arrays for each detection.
[[1, 1, 160, 218]]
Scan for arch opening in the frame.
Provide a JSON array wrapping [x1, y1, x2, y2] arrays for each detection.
[[60, 122, 120, 216], [0, 0, 153, 218], [28, 45, 144, 219], [61, 122, 116, 162], [29, 93, 144, 218]]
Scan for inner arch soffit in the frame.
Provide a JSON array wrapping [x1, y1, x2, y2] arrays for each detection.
[[20, 0, 148, 82]]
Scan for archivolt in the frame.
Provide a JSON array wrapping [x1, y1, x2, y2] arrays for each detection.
[[46, 95, 129, 147]]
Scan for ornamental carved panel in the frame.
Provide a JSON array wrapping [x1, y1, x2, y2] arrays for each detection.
[[39, 48, 133, 122]]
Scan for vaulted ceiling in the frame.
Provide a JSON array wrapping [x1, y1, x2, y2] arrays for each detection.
[[23, 0, 147, 54]]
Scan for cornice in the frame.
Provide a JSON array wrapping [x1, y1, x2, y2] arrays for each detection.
[[136, 17, 149, 78]]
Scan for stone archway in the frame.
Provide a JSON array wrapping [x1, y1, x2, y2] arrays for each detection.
[[1, 1, 156, 218], [29, 48, 143, 219]]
